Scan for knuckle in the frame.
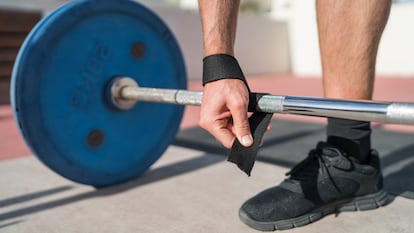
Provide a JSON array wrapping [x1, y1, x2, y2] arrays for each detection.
[[199, 117, 210, 129], [223, 141, 233, 149], [236, 123, 250, 131], [235, 125, 250, 135], [229, 98, 247, 110]]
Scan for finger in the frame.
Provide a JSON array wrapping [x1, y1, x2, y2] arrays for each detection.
[[230, 102, 253, 147], [212, 127, 236, 149], [200, 115, 236, 148], [266, 123, 272, 132]]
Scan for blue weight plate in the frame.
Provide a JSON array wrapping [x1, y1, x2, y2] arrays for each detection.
[[11, 0, 187, 186]]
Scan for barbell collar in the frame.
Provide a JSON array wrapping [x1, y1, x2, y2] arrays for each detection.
[[110, 77, 140, 110]]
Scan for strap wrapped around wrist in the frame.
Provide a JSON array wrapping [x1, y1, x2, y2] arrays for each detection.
[[202, 54, 247, 87]]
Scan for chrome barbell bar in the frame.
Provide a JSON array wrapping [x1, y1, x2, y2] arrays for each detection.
[[110, 77, 414, 125]]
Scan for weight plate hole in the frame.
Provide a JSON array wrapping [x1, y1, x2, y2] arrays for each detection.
[[87, 129, 104, 148], [131, 42, 145, 58]]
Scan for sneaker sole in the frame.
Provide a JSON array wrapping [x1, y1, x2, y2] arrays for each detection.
[[239, 189, 390, 231]]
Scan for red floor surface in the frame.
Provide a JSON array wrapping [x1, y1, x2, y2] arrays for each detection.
[[1, 74, 414, 161]]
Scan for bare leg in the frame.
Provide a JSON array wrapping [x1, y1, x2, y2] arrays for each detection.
[[316, 0, 391, 162], [316, 0, 391, 100]]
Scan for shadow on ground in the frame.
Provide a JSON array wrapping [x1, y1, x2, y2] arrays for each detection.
[[174, 119, 414, 199], [0, 152, 222, 222], [1, 120, 413, 224]]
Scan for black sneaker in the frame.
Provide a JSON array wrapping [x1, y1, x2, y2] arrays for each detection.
[[239, 142, 389, 231]]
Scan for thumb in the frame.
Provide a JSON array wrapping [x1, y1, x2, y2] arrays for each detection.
[[232, 111, 253, 147]]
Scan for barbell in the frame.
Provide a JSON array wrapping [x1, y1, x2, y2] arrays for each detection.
[[110, 77, 414, 124], [11, 0, 414, 187]]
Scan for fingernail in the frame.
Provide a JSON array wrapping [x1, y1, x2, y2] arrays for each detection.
[[241, 135, 253, 147]]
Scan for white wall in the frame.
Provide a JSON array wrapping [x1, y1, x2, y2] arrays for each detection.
[[2, 0, 413, 78], [0, 0, 66, 12], [0, 0, 290, 80], [149, 0, 291, 79], [377, 4, 414, 76], [287, 0, 414, 77], [153, 7, 290, 79], [286, 0, 321, 77]]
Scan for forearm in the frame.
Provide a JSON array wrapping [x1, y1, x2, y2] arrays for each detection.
[[198, 0, 240, 56]]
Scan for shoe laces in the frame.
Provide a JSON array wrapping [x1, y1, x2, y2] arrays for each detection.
[[285, 148, 324, 180], [285, 143, 354, 192]]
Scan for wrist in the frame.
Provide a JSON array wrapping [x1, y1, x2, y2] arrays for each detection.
[[203, 46, 234, 57], [202, 54, 247, 88]]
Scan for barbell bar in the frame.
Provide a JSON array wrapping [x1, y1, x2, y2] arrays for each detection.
[[111, 77, 414, 125], [10, 0, 414, 187]]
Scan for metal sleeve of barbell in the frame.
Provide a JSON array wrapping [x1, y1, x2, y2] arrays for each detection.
[[121, 86, 203, 106], [120, 86, 414, 125]]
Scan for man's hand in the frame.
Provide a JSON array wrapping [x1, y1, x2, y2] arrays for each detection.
[[199, 79, 253, 148]]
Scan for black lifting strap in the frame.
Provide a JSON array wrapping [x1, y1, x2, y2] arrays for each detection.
[[227, 93, 273, 176]]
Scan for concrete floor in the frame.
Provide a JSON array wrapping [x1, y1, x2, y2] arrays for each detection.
[[1, 75, 414, 232], [1, 144, 414, 233]]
